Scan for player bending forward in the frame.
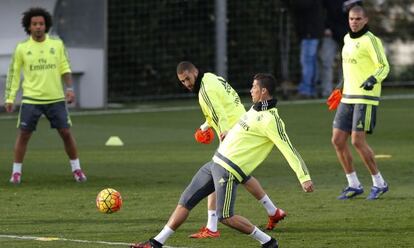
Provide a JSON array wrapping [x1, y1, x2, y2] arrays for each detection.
[[130, 73, 313, 248]]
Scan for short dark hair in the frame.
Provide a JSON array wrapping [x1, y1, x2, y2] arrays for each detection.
[[21, 7, 53, 35], [343, 0, 363, 13], [176, 61, 197, 74], [253, 73, 276, 96], [349, 5, 368, 18]]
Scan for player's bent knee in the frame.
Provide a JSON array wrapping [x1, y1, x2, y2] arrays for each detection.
[[331, 136, 345, 149], [219, 217, 229, 224], [218, 214, 234, 224], [178, 193, 203, 211], [18, 130, 33, 140], [176, 204, 191, 213], [58, 128, 71, 137], [351, 137, 366, 149]]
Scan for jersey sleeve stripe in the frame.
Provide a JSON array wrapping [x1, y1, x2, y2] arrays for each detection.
[[273, 113, 309, 176], [5, 52, 17, 101], [200, 83, 220, 128], [367, 33, 386, 78], [275, 117, 288, 142]]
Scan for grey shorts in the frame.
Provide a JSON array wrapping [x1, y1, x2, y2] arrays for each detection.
[[178, 161, 239, 220], [18, 101, 72, 131], [333, 103, 377, 134]]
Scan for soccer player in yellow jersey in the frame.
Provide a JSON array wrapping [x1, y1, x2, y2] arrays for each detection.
[[131, 73, 313, 248], [4, 8, 86, 184], [332, 6, 389, 200], [176, 62, 285, 238]]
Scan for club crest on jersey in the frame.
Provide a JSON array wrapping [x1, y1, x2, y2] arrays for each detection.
[[50, 48, 55, 54]]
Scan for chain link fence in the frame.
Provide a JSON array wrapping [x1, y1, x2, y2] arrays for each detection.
[[108, 0, 414, 102]]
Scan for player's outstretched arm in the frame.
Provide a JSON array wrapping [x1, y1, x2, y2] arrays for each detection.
[[301, 180, 314, 193], [266, 114, 311, 184]]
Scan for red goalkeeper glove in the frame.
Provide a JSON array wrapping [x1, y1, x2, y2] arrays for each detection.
[[194, 128, 214, 144], [326, 89, 342, 111]]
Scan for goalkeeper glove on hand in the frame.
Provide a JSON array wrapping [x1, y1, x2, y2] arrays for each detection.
[[360, 76, 377, 90], [194, 127, 214, 144], [326, 89, 342, 111]]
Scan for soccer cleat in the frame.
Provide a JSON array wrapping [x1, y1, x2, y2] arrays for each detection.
[[337, 186, 364, 200], [9, 172, 21, 184], [73, 169, 87, 182], [266, 208, 287, 230], [189, 226, 220, 238], [262, 238, 279, 248], [367, 184, 389, 200], [130, 238, 163, 248]]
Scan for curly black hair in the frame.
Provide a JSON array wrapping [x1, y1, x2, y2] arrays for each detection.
[[21, 7, 53, 35]]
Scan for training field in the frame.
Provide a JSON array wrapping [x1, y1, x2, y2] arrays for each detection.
[[0, 97, 413, 248]]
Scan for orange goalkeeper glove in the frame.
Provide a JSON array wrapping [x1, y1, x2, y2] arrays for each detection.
[[194, 128, 214, 144], [326, 89, 342, 111]]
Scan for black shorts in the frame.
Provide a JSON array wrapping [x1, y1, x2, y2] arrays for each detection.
[[17, 101, 72, 131], [333, 103, 377, 134]]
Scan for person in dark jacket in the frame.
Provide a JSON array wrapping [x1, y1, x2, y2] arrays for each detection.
[[319, 0, 363, 97], [283, 0, 324, 98]]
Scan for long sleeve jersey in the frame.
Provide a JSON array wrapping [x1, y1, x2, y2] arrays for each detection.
[[213, 99, 311, 184], [341, 27, 389, 106], [195, 72, 246, 136], [5, 34, 71, 104]]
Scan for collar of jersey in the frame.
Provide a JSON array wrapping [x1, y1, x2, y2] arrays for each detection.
[[252, 98, 277, 111], [30, 34, 49, 43], [193, 71, 204, 94], [349, 25, 369, 39]]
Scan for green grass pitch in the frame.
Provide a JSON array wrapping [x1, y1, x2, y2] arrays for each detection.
[[0, 98, 413, 247]]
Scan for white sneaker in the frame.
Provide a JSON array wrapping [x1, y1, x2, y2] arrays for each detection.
[[10, 172, 21, 184], [73, 169, 87, 182]]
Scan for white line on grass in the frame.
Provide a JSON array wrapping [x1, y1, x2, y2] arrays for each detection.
[[0, 234, 189, 248], [0, 93, 413, 120]]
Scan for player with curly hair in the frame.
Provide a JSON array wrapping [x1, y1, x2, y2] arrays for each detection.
[[4, 7, 86, 184]]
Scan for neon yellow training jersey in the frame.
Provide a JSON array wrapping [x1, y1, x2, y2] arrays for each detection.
[[5, 34, 71, 104], [341, 31, 389, 106], [212, 100, 311, 184], [198, 72, 246, 135]]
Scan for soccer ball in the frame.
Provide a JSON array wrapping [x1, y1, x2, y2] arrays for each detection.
[[96, 188, 123, 214]]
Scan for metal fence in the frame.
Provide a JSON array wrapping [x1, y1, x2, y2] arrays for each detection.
[[107, 0, 414, 102]]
